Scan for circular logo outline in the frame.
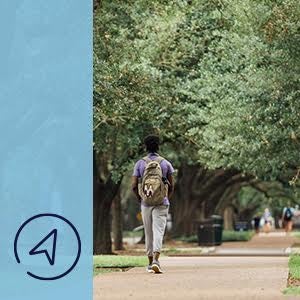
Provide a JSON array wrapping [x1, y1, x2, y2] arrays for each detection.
[[14, 213, 81, 281]]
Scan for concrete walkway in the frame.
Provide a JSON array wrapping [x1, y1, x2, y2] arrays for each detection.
[[220, 231, 298, 249], [94, 232, 298, 299], [94, 256, 296, 300], [210, 232, 298, 256]]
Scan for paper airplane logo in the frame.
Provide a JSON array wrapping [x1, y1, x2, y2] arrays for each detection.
[[29, 229, 57, 265]]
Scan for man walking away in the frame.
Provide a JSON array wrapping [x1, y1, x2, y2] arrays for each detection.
[[282, 204, 294, 235], [132, 135, 174, 274], [253, 215, 261, 234]]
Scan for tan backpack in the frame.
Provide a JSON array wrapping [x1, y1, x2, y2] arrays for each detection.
[[138, 156, 168, 206]]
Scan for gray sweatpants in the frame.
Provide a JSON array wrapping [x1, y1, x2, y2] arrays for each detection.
[[141, 204, 169, 256]]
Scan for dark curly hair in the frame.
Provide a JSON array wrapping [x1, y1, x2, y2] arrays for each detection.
[[144, 135, 159, 153]]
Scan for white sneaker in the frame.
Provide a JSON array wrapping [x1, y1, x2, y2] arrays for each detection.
[[151, 261, 163, 274], [146, 265, 154, 273]]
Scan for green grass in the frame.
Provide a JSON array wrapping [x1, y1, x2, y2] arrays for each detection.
[[162, 247, 182, 255], [283, 287, 300, 295], [288, 254, 300, 279], [283, 254, 300, 295], [292, 231, 300, 239], [93, 255, 148, 276], [163, 247, 202, 256], [123, 230, 143, 238], [177, 230, 254, 244], [176, 235, 198, 243], [222, 230, 255, 242], [94, 255, 147, 267]]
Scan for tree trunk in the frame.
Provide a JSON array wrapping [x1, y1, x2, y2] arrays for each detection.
[[171, 163, 250, 236], [171, 163, 203, 236], [93, 149, 122, 254], [223, 206, 234, 230], [112, 190, 124, 250]]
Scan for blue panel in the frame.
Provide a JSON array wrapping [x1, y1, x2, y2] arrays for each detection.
[[0, 1, 92, 299]]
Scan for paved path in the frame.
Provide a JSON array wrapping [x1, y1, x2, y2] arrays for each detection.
[[204, 231, 299, 256], [220, 231, 298, 249], [94, 256, 296, 300], [94, 232, 298, 299], [210, 232, 298, 256]]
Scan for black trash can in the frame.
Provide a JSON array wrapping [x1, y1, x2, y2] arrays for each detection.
[[197, 215, 223, 246], [197, 219, 214, 246], [211, 215, 223, 245]]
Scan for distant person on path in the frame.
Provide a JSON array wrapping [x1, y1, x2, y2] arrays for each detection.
[[253, 215, 261, 234], [262, 208, 272, 233], [282, 204, 294, 234], [132, 135, 174, 273]]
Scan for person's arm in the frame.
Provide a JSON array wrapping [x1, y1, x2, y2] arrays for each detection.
[[292, 208, 296, 217], [167, 173, 174, 199], [131, 176, 141, 202]]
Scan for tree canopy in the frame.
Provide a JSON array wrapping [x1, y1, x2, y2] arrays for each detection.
[[94, 0, 299, 180], [93, 0, 300, 252]]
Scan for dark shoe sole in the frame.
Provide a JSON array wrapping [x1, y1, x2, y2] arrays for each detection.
[[151, 264, 163, 274]]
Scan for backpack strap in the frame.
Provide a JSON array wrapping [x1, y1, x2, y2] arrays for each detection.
[[142, 156, 152, 164], [142, 155, 164, 164], [154, 156, 164, 164]]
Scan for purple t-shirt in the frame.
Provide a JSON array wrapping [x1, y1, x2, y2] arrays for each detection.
[[133, 153, 175, 206]]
